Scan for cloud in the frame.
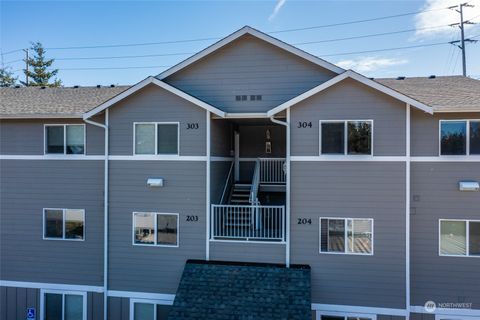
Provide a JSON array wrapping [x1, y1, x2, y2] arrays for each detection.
[[268, 0, 286, 21], [414, 0, 480, 38], [336, 57, 408, 73]]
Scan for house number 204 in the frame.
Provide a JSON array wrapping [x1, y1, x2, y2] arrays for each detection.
[[297, 218, 312, 225]]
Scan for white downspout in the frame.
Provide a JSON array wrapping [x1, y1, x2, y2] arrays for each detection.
[[84, 109, 109, 320], [270, 111, 290, 267], [405, 104, 411, 320]]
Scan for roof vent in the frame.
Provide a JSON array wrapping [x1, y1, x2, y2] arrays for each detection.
[[110, 84, 115, 87], [396, 76, 406, 80], [73, 85, 79, 88], [96, 85, 101, 88], [41, 86, 46, 89], [15, 85, 21, 88], [429, 75, 436, 79]]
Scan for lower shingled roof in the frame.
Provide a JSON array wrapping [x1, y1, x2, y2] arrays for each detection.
[[168, 260, 311, 320]]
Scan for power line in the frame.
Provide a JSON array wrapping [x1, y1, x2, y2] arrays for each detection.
[[0, 3, 461, 54], [55, 52, 193, 61]]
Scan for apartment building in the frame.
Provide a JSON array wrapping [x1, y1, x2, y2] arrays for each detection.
[[1, 26, 479, 320]]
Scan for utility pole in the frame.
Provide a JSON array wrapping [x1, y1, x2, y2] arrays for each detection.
[[23, 48, 29, 86], [449, 3, 476, 76]]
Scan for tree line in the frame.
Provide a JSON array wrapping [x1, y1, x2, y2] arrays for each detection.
[[1, 42, 61, 87]]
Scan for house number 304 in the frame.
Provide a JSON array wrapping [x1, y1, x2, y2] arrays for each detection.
[[297, 122, 312, 128], [297, 218, 312, 225]]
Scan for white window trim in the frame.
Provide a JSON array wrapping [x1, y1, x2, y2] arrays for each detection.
[[40, 289, 87, 320], [129, 298, 172, 320], [132, 212, 179, 247], [319, 217, 374, 256], [435, 315, 480, 320], [43, 208, 85, 241], [316, 311, 377, 320], [439, 219, 480, 258], [319, 120, 374, 156], [133, 122, 180, 156], [44, 124, 86, 155], [439, 119, 480, 156]]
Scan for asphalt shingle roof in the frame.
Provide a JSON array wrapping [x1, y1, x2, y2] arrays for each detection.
[[0, 85, 130, 118], [168, 260, 311, 320], [1, 76, 478, 118], [376, 76, 480, 112]]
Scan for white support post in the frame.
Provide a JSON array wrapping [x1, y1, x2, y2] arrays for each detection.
[[234, 131, 240, 182]]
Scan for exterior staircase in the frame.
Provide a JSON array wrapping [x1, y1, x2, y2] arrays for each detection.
[[229, 183, 251, 205]]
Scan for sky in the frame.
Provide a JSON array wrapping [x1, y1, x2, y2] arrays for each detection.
[[1, 0, 479, 86]]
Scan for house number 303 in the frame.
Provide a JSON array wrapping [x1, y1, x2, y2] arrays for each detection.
[[297, 218, 312, 225], [187, 123, 199, 129]]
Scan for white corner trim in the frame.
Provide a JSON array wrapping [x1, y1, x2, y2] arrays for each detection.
[[156, 26, 343, 80], [0, 280, 104, 293], [108, 290, 175, 302], [267, 70, 434, 116], [410, 306, 480, 317], [311, 303, 407, 317], [83, 77, 225, 120]]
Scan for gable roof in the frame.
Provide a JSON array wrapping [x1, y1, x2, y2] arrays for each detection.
[[156, 26, 344, 80], [83, 76, 225, 119], [0, 85, 129, 119], [168, 260, 311, 320], [376, 76, 480, 113], [267, 70, 434, 116]]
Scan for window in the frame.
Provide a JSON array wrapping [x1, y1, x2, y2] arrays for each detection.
[[133, 213, 178, 247], [320, 218, 373, 255], [440, 120, 480, 155], [43, 209, 85, 240], [320, 120, 372, 155], [440, 219, 480, 257], [130, 299, 171, 320], [45, 124, 85, 155], [42, 290, 86, 320], [318, 313, 376, 320], [134, 123, 179, 155]]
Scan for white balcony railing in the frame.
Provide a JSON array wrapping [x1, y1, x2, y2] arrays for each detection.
[[259, 158, 286, 184], [211, 204, 285, 242]]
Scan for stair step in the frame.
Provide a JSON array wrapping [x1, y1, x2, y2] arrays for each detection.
[[231, 199, 250, 203], [232, 195, 249, 199]]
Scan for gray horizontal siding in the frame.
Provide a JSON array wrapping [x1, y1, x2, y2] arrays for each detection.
[[108, 161, 206, 293], [108, 84, 206, 156], [411, 110, 480, 156], [410, 163, 480, 308], [210, 242, 286, 264], [164, 34, 336, 113], [290, 162, 406, 308], [0, 116, 105, 156], [0, 160, 104, 285], [290, 79, 406, 156], [0, 287, 102, 320]]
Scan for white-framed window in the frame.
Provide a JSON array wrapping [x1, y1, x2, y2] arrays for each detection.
[[319, 218, 374, 255], [44, 124, 85, 155], [43, 208, 85, 241], [319, 120, 373, 155], [40, 289, 87, 320], [134, 122, 179, 155], [316, 311, 376, 320], [133, 212, 179, 247], [129, 299, 172, 320], [439, 119, 480, 156], [439, 219, 480, 257]]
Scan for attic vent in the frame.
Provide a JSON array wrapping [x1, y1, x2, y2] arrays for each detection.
[[241, 95, 247, 101], [429, 75, 436, 79], [250, 95, 262, 101], [396, 76, 406, 80], [235, 95, 241, 101]]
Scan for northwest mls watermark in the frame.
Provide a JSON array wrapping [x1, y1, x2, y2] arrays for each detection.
[[424, 300, 473, 313]]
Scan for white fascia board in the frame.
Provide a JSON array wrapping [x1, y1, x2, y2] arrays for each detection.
[[83, 77, 225, 120], [224, 112, 269, 119], [267, 70, 434, 117], [156, 26, 344, 80]]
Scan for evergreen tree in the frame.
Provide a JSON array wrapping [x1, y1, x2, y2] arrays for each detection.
[[0, 67, 18, 87], [21, 42, 61, 87]]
